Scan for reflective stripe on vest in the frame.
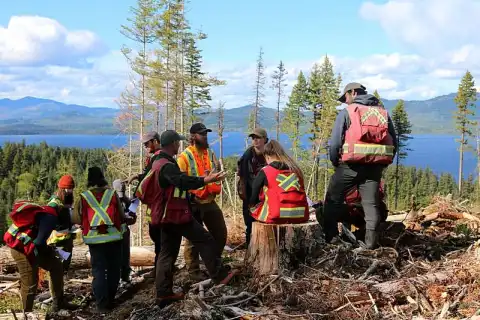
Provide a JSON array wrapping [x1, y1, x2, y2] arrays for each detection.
[[81, 189, 122, 244], [256, 186, 269, 222], [47, 230, 70, 245], [7, 223, 38, 256], [279, 207, 307, 218], [162, 188, 187, 219], [276, 174, 300, 191], [342, 144, 394, 157], [183, 149, 204, 191], [146, 207, 152, 223], [48, 197, 63, 207], [137, 168, 155, 197], [47, 197, 72, 244]]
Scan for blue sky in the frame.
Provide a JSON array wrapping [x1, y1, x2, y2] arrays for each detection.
[[0, 0, 479, 108]]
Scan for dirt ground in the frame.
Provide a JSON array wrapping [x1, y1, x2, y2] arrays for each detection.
[[4, 197, 480, 320]]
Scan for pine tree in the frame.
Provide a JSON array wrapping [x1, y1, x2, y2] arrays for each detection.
[[391, 99, 412, 209], [120, 0, 159, 173], [271, 60, 288, 140], [282, 71, 308, 160], [308, 56, 340, 198], [454, 70, 477, 195], [250, 47, 265, 131], [184, 33, 225, 129]]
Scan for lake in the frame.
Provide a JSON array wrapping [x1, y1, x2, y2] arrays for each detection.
[[0, 133, 475, 180]]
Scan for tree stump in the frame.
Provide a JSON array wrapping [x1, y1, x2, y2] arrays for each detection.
[[246, 221, 324, 275]]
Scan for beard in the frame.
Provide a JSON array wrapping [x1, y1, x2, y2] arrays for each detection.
[[194, 138, 209, 148]]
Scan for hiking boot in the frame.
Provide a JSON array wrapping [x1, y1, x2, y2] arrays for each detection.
[[365, 229, 379, 250], [156, 292, 185, 308], [51, 298, 78, 312], [189, 270, 208, 282], [144, 270, 155, 279]]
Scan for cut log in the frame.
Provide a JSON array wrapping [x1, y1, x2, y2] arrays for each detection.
[[245, 221, 323, 275], [373, 270, 458, 299], [0, 245, 156, 273]]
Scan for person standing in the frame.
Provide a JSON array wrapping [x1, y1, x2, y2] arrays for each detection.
[[237, 128, 268, 246], [177, 123, 227, 280], [126, 131, 162, 276], [323, 82, 397, 249], [113, 179, 136, 286], [135, 130, 236, 308], [46, 174, 76, 273], [72, 167, 126, 313]]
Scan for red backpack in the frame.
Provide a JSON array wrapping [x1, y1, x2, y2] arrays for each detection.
[[341, 104, 394, 165], [4, 201, 57, 264]]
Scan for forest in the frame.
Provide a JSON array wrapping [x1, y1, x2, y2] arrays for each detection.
[[0, 140, 475, 240]]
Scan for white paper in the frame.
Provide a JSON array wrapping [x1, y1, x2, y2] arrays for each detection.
[[128, 198, 140, 213], [56, 248, 71, 261], [307, 197, 314, 207]]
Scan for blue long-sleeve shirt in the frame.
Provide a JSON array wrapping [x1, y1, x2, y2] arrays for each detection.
[[329, 94, 397, 167]]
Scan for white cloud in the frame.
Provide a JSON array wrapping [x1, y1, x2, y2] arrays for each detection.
[[359, 0, 480, 53], [1, 8, 480, 109], [0, 15, 105, 66]]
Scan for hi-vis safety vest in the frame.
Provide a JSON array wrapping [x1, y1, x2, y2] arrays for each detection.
[[251, 165, 309, 224], [341, 104, 395, 165], [3, 202, 58, 264], [177, 146, 221, 201], [46, 196, 71, 245], [80, 189, 123, 245], [135, 157, 192, 226]]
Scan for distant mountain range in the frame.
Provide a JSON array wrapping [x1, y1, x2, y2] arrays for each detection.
[[0, 93, 477, 135]]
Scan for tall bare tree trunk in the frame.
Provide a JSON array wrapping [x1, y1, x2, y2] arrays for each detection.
[[459, 132, 464, 195]]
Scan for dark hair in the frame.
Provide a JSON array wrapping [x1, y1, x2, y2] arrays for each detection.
[[87, 167, 108, 188], [352, 88, 367, 96]]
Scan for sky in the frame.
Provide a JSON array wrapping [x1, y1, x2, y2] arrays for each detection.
[[0, 0, 479, 109]]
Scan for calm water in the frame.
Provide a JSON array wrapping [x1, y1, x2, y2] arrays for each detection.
[[0, 133, 475, 180]]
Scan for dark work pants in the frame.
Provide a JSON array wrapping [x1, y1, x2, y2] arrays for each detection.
[[149, 224, 162, 267], [121, 227, 131, 281], [242, 201, 255, 246], [89, 241, 122, 309], [323, 163, 384, 242], [184, 202, 227, 271], [156, 220, 228, 297]]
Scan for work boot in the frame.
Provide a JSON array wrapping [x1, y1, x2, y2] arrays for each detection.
[[189, 269, 208, 282], [365, 229, 379, 250], [156, 292, 185, 308], [51, 297, 78, 312]]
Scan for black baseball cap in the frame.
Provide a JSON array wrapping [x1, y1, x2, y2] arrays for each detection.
[[338, 82, 366, 103], [190, 123, 212, 134], [160, 130, 186, 146]]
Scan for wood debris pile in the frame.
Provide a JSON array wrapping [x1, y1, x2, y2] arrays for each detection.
[[2, 195, 480, 319]]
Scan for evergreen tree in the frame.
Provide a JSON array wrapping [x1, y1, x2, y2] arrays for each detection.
[[250, 47, 266, 131], [282, 71, 308, 160], [184, 33, 225, 129], [271, 60, 288, 140], [391, 99, 412, 209], [454, 70, 477, 195], [120, 0, 159, 172]]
